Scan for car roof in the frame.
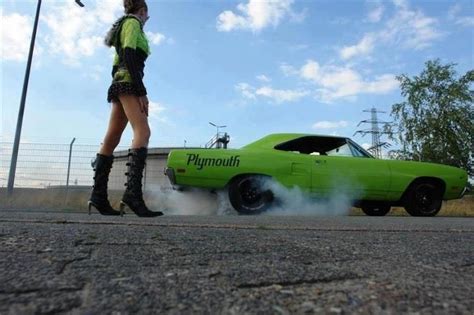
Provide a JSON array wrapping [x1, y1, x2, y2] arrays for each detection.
[[243, 133, 347, 149]]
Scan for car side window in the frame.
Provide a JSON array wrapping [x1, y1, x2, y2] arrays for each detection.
[[275, 136, 374, 158], [348, 141, 373, 158], [275, 136, 347, 155], [326, 143, 353, 157]]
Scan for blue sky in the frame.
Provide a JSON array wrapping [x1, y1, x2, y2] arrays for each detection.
[[1, 0, 473, 149]]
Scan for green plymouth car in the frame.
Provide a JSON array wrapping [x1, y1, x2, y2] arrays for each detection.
[[165, 134, 468, 216]]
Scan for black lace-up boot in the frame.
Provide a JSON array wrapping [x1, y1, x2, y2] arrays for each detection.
[[88, 154, 121, 215], [120, 147, 164, 217]]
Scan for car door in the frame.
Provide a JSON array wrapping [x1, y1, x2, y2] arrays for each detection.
[[311, 155, 391, 200], [275, 151, 312, 192]]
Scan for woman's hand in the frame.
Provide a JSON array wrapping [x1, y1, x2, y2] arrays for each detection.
[[138, 95, 149, 117]]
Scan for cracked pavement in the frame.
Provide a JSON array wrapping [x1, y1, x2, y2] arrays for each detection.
[[0, 211, 473, 314]]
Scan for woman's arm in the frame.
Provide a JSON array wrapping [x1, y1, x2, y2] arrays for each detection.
[[121, 19, 147, 96], [123, 48, 146, 96]]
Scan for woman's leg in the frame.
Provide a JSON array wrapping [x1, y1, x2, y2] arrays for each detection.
[[99, 101, 129, 156], [89, 101, 128, 215], [117, 95, 150, 148], [118, 95, 162, 217]]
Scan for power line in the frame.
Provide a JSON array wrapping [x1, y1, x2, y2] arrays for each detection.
[[354, 107, 392, 159]]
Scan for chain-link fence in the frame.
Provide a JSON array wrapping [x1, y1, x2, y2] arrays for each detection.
[[0, 141, 175, 211], [0, 141, 96, 210], [0, 141, 130, 189]]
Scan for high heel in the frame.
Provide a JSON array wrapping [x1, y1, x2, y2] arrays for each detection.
[[87, 200, 120, 216], [119, 202, 126, 217], [121, 148, 164, 217], [88, 154, 121, 216]]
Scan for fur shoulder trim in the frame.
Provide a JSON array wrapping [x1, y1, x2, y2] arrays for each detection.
[[104, 15, 143, 47]]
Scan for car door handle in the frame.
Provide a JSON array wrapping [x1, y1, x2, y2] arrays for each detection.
[[315, 160, 327, 165]]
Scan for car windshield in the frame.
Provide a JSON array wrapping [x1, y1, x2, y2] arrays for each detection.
[[274, 136, 373, 158]]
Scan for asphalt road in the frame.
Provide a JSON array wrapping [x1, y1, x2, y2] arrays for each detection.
[[0, 211, 473, 314]]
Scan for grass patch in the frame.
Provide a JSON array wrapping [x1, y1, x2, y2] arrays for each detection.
[[351, 195, 473, 217], [2, 188, 472, 217]]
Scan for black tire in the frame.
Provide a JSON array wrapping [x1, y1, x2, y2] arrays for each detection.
[[228, 176, 274, 215], [404, 182, 443, 217], [361, 203, 391, 216]]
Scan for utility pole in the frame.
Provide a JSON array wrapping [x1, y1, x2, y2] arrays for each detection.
[[66, 138, 76, 189], [7, 0, 42, 195], [7, 0, 85, 195], [354, 107, 392, 159]]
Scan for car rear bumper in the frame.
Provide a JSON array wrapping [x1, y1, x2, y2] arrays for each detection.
[[459, 186, 470, 198], [164, 167, 176, 185]]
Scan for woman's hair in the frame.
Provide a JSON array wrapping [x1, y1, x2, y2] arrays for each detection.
[[124, 0, 147, 14]]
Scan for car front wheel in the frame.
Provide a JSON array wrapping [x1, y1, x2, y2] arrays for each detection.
[[228, 176, 274, 215], [404, 182, 443, 217]]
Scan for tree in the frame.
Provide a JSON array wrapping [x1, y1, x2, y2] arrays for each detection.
[[388, 59, 474, 176]]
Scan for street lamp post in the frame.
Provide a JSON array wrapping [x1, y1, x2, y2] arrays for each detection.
[[209, 122, 226, 137], [7, 0, 85, 195]]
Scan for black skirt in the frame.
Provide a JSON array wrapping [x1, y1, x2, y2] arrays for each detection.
[[107, 82, 140, 103]]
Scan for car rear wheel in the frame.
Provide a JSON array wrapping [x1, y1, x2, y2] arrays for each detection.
[[228, 176, 274, 215], [361, 203, 391, 216], [404, 182, 442, 217]]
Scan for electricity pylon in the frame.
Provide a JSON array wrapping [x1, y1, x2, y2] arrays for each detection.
[[354, 107, 392, 159]]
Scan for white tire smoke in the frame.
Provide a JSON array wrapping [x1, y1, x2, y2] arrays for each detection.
[[146, 177, 357, 216]]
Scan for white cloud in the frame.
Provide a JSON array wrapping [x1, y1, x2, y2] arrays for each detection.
[[149, 101, 165, 117], [381, 0, 442, 50], [448, 3, 461, 18], [1, 12, 38, 61], [448, 4, 474, 27], [94, 0, 125, 25], [291, 59, 398, 102], [82, 64, 106, 81], [312, 120, 349, 130], [216, 0, 300, 32], [255, 86, 309, 103], [367, 3, 384, 23], [39, 1, 119, 66], [148, 100, 171, 125], [236, 83, 309, 104], [235, 83, 257, 100], [456, 16, 474, 27], [340, 0, 441, 62], [280, 63, 299, 76], [339, 33, 375, 60], [146, 31, 166, 45], [217, 10, 248, 32], [392, 0, 408, 9], [256, 74, 271, 82], [77, 36, 103, 56], [2, 0, 169, 66]]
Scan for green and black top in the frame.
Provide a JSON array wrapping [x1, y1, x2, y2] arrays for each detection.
[[105, 15, 150, 103]]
